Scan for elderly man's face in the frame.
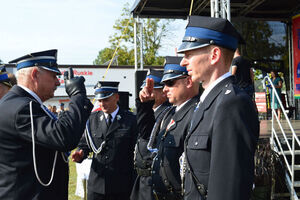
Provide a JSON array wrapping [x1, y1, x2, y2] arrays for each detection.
[[180, 47, 212, 88], [36, 69, 60, 102]]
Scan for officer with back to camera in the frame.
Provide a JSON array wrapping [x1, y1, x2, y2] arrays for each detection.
[[179, 16, 259, 200], [131, 69, 170, 200], [139, 56, 200, 200], [72, 81, 138, 200], [0, 49, 93, 200]]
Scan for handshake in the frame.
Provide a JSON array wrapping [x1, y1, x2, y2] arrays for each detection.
[[64, 67, 87, 97]]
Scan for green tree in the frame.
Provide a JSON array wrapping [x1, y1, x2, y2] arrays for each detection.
[[233, 20, 285, 60], [93, 3, 171, 66]]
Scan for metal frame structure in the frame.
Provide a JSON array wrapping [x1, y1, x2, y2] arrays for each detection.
[[133, 0, 231, 72], [264, 76, 298, 199], [211, 0, 231, 20]]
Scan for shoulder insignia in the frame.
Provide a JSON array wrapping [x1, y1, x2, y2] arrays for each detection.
[[225, 89, 231, 95]]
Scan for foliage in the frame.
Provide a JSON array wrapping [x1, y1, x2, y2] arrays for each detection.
[[93, 3, 170, 66], [233, 20, 287, 84], [233, 20, 285, 60]]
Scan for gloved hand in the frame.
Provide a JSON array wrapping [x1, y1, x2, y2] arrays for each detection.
[[64, 67, 86, 97]]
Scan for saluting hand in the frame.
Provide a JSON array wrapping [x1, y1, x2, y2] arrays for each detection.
[[71, 149, 84, 163], [64, 67, 87, 97], [139, 78, 155, 102]]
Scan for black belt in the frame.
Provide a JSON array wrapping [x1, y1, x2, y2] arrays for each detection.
[[153, 190, 182, 200], [136, 167, 151, 177]]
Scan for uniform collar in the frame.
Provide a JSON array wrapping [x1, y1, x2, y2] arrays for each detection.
[[175, 98, 191, 112], [200, 72, 232, 103], [18, 85, 43, 105]]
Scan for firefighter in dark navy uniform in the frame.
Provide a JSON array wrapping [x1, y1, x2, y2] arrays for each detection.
[[72, 81, 138, 200], [138, 57, 199, 200], [131, 69, 170, 200], [0, 49, 92, 200], [178, 16, 259, 200], [0, 65, 17, 99]]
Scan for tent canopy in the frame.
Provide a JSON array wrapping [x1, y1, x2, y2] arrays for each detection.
[[131, 0, 300, 21]]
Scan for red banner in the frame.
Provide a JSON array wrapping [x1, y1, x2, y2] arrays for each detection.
[[292, 14, 300, 99]]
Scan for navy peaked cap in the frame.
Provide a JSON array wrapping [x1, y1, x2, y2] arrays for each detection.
[[161, 56, 187, 82], [94, 81, 119, 100], [177, 16, 244, 53], [9, 49, 61, 75], [141, 69, 164, 89], [0, 65, 13, 87]]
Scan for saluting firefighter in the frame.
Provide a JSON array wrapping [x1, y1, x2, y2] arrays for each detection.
[[72, 81, 138, 200], [131, 69, 170, 200], [178, 16, 259, 200], [139, 56, 199, 200], [0, 49, 92, 200]]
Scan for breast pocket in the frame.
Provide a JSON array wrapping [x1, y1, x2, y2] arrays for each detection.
[[187, 134, 210, 173], [187, 134, 209, 150], [114, 129, 131, 138], [164, 134, 181, 148]]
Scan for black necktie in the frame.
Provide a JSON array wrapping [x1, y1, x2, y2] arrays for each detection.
[[107, 114, 112, 127]]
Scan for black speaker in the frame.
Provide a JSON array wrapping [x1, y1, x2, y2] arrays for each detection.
[[135, 70, 148, 98], [118, 91, 132, 110]]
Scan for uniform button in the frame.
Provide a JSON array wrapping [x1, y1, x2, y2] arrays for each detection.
[[195, 142, 198, 146], [169, 141, 171, 144], [155, 157, 158, 160], [105, 156, 108, 159], [84, 105, 88, 109], [106, 147, 109, 150], [105, 165, 108, 169], [152, 171, 155, 174]]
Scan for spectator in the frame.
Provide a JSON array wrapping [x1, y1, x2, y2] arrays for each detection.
[[231, 48, 255, 98], [269, 70, 283, 120]]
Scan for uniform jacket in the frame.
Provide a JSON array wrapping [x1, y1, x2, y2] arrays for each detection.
[[79, 109, 138, 195], [152, 95, 199, 194], [0, 85, 92, 200], [131, 99, 170, 200], [184, 76, 259, 200]]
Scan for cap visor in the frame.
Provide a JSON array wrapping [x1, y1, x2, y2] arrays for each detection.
[[95, 92, 114, 100], [161, 74, 186, 82], [40, 66, 61, 75], [177, 42, 210, 53], [140, 82, 146, 89]]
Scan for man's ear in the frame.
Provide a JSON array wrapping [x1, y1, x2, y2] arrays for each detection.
[[210, 46, 221, 65], [186, 76, 193, 88], [115, 93, 120, 101], [31, 67, 39, 81]]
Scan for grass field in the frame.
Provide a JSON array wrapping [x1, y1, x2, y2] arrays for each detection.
[[68, 160, 82, 200]]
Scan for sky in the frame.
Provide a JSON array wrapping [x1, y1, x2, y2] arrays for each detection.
[[0, 0, 187, 65]]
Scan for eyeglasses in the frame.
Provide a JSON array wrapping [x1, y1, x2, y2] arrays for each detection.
[[164, 76, 188, 87]]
